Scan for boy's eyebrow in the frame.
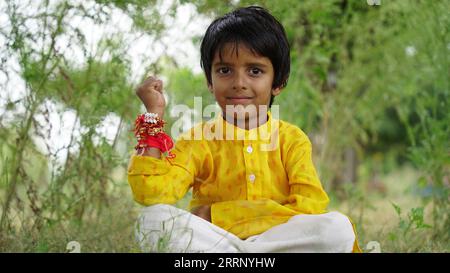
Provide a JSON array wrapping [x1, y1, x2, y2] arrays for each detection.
[[213, 61, 270, 68]]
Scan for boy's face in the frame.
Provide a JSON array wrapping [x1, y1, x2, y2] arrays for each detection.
[[208, 43, 281, 126]]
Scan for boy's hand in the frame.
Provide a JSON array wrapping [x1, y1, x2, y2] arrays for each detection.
[[135, 76, 166, 118], [192, 205, 211, 222]]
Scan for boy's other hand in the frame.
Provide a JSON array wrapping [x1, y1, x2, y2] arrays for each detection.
[[135, 76, 166, 118], [192, 205, 211, 222]]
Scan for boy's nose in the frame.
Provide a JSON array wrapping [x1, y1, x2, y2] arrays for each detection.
[[232, 71, 248, 90]]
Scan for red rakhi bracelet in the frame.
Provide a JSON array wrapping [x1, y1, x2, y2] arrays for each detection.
[[136, 133, 175, 158], [134, 113, 175, 158], [134, 113, 165, 136]]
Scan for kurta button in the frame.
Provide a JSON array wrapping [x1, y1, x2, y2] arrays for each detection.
[[249, 174, 256, 182], [246, 145, 253, 154]]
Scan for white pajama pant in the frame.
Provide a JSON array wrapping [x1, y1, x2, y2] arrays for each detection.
[[135, 204, 356, 253]]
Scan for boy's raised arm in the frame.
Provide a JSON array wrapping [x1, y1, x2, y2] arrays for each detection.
[[134, 75, 167, 159], [128, 76, 197, 206]]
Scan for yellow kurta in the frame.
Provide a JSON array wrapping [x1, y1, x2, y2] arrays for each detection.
[[127, 112, 361, 252]]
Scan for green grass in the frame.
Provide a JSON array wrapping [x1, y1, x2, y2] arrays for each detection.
[[330, 166, 449, 253], [0, 198, 141, 253]]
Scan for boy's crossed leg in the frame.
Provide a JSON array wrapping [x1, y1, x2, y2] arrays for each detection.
[[136, 204, 355, 253]]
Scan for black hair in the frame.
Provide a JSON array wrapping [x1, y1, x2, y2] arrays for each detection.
[[200, 6, 290, 107]]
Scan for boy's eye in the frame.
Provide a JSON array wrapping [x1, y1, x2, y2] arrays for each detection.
[[217, 67, 231, 74], [249, 68, 263, 75]]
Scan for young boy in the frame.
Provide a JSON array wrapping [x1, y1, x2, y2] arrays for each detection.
[[128, 6, 361, 253]]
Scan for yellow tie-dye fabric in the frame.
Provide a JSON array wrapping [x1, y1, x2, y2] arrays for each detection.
[[127, 112, 361, 252]]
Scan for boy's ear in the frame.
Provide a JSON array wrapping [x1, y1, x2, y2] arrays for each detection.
[[271, 86, 282, 96], [207, 83, 214, 93]]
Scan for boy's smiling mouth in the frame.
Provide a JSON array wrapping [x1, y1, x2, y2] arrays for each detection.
[[226, 96, 254, 104]]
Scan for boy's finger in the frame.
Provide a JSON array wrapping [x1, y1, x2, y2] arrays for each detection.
[[145, 74, 157, 81], [154, 80, 163, 93]]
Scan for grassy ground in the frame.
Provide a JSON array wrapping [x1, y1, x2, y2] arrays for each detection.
[[0, 198, 140, 252], [330, 166, 449, 253], [0, 166, 448, 253]]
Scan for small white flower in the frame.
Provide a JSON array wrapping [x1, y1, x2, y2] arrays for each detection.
[[405, 46, 416, 56], [367, 0, 381, 6]]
